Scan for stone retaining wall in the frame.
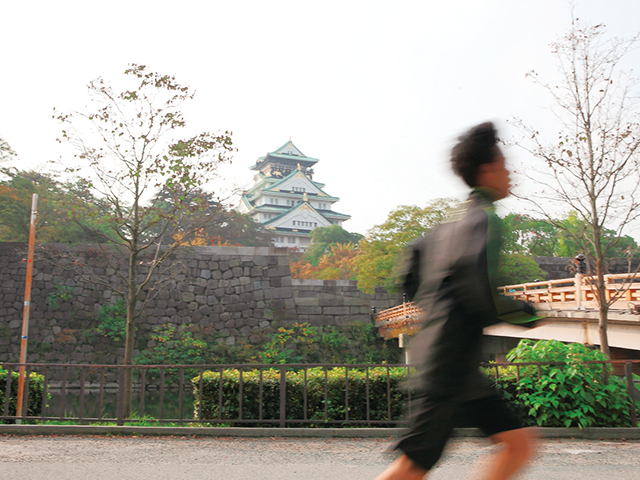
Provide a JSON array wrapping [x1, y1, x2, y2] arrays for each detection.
[[0, 243, 401, 365]]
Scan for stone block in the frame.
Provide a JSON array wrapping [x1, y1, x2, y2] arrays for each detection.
[[232, 266, 243, 277], [226, 336, 235, 346], [181, 291, 195, 303], [293, 297, 321, 306], [253, 256, 267, 266], [264, 287, 293, 300], [267, 266, 289, 277], [349, 314, 370, 324], [267, 299, 284, 309], [317, 296, 344, 307], [222, 270, 233, 280], [307, 315, 329, 326], [297, 306, 322, 315], [323, 306, 350, 315]]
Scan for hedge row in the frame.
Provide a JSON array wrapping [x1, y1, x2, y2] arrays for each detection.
[[191, 362, 639, 428], [0, 369, 46, 424], [191, 367, 408, 425]]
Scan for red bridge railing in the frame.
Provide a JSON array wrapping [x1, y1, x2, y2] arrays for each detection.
[[375, 274, 640, 339]]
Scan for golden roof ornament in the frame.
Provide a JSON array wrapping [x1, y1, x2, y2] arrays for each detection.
[[303, 192, 308, 202]]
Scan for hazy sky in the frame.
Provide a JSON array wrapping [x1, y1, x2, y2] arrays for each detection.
[[2, 1, 640, 236]]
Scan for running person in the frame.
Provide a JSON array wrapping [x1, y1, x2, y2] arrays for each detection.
[[375, 122, 540, 480]]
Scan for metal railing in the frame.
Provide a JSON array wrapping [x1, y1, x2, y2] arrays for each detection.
[[2, 360, 639, 427]]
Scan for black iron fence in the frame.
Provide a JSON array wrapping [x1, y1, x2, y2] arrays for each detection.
[[1, 360, 639, 427]]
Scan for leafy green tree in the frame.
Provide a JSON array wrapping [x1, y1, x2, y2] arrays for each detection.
[[502, 211, 639, 263], [204, 209, 274, 246], [53, 64, 234, 416], [304, 225, 362, 266], [148, 187, 272, 246], [511, 19, 640, 356], [354, 198, 460, 293], [497, 253, 547, 286], [0, 169, 113, 243], [501, 214, 560, 257]]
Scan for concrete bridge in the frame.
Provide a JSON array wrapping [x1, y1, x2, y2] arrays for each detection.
[[374, 274, 640, 356]]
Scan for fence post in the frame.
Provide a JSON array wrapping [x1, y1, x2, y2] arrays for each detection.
[[117, 367, 125, 426], [279, 366, 286, 428], [625, 362, 638, 427]]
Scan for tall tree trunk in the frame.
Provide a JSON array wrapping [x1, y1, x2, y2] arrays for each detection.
[[123, 251, 138, 418], [598, 302, 610, 358], [594, 252, 610, 357]]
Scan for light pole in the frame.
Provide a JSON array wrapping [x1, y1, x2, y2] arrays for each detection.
[[16, 193, 38, 423]]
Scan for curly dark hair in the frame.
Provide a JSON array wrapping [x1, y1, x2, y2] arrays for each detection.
[[451, 122, 500, 187]]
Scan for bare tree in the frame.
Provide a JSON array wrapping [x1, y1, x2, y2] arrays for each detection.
[[53, 64, 235, 414], [510, 18, 640, 356], [0, 137, 16, 164]]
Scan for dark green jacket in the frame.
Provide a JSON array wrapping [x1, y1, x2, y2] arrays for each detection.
[[405, 188, 538, 397]]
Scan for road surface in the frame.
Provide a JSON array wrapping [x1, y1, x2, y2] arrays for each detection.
[[1, 434, 638, 479]]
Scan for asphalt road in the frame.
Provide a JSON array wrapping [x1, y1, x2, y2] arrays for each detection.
[[1, 435, 639, 479]]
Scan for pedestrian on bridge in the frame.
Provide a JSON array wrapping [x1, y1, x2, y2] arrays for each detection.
[[375, 122, 541, 480]]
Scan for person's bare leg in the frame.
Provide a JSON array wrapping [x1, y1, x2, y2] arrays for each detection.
[[374, 454, 428, 480], [484, 428, 536, 480]]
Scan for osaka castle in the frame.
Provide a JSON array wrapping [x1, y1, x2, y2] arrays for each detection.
[[238, 140, 351, 249]]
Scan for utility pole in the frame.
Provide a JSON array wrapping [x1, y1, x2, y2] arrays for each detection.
[[16, 193, 38, 423]]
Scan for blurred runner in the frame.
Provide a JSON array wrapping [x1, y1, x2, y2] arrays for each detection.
[[375, 122, 540, 480]]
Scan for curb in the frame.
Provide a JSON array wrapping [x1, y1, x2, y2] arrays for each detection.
[[1, 425, 639, 440]]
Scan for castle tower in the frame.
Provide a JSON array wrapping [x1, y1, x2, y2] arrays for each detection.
[[238, 140, 351, 249]]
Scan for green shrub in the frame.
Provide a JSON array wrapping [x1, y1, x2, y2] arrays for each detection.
[[484, 339, 640, 428], [47, 280, 73, 310], [136, 323, 208, 380], [191, 366, 408, 426], [258, 323, 318, 364], [255, 321, 401, 365], [96, 298, 127, 342], [0, 369, 46, 424]]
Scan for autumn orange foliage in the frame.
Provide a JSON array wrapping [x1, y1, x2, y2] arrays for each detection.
[[172, 229, 238, 246], [290, 242, 359, 280]]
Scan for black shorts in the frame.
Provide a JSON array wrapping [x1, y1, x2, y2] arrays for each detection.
[[395, 387, 523, 471]]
